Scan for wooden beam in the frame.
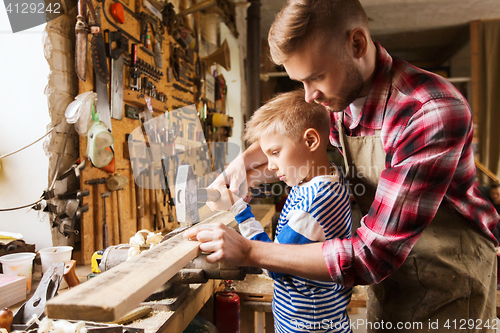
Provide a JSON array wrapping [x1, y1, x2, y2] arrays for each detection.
[[46, 211, 236, 322], [475, 158, 500, 184], [470, 21, 480, 137]]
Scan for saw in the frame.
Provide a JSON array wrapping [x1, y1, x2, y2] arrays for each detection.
[[90, 5, 110, 83]]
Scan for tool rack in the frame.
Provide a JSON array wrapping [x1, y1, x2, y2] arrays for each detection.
[[76, 0, 232, 265]]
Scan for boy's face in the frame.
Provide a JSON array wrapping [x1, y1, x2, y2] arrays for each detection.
[[260, 133, 313, 187], [491, 187, 500, 205]]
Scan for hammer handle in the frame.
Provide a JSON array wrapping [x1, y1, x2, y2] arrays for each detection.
[[197, 188, 220, 202]]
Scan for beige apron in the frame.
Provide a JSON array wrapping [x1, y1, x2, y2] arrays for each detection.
[[337, 114, 497, 332]]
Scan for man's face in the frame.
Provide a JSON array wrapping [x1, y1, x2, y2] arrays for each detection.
[[283, 39, 365, 112], [491, 187, 500, 205], [259, 133, 312, 187]]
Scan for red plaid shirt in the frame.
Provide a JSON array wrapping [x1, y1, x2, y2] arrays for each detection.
[[324, 43, 499, 287]]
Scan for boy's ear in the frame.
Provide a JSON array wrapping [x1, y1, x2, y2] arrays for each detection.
[[304, 128, 321, 151]]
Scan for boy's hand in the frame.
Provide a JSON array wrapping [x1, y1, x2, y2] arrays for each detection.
[[210, 184, 242, 211], [183, 223, 251, 266]]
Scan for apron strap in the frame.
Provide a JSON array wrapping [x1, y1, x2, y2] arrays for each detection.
[[337, 112, 351, 177]]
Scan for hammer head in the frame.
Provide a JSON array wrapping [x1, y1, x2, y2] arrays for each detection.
[[175, 164, 199, 225]]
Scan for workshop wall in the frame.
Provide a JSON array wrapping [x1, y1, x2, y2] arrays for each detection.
[[0, 18, 53, 250], [221, 22, 244, 155], [51, 0, 248, 264]]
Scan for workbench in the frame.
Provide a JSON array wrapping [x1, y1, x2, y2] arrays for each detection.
[[126, 203, 275, 333], [11, 204, 276, 333]]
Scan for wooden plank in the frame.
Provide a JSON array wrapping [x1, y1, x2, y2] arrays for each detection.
[[126, 281, 218, 333], [157, 281, 217, 332], [475, 158, 500, 184], [46, 211, 235, 322]]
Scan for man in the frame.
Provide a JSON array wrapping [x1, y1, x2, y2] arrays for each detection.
[[185, 0, 499, 330]]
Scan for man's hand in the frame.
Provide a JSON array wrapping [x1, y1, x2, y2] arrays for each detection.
[[206, 142, 270, 211], [183, 223, 252, 266], [206, 154, 249, 211]]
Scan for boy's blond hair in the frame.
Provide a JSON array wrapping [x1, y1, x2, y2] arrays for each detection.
[[244, 90, 330, 145], [268, 0, 369, 65]]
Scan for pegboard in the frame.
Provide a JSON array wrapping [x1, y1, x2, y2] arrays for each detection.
[[75, 0, 232, 264]]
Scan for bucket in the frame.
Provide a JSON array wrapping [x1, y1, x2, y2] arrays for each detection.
[[0, 252, 36, 293], [39, 246, 73, 274]]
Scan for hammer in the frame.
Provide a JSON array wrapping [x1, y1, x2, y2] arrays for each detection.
[[85, 177, 107, 250], [174, 165, 273, 225], [175, 164, 221, 225], [107, 174, 128, 244]]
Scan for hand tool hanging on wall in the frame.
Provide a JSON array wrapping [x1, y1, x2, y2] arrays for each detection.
[[106, 30, 128, 120], [75, 0, 91, 81], [57, 159, 86, 181], [97, 0, 155, 57], [85, 177, 107, 250], [107, 174, 128, 243], [129, 44, 141, 91], [91, 6, 110, 83], [101, 191, 111, 248], [172, 83, 193, 95], [140, 12, 164, 69]]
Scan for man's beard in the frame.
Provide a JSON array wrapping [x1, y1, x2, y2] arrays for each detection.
[[325, 60, 365, 112]]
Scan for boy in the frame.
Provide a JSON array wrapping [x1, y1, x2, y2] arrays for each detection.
[[210, 90, 353, 332]]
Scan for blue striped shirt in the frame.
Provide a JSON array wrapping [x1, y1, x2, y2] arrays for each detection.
[[232, 166, 353, 332]]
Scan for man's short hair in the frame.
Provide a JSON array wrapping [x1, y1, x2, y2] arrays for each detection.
[[268, 0, 369, 65], [491, 183, 500, 190], [244, 90, 330, 145]]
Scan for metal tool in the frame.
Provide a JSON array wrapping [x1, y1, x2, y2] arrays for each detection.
[[130, 44, 140, 91], [75, 0, 91, 81], [174, 164, 220, 225], [58, 189, 90, 201], [107, 174, 128, 243], [149, 165, 158, 231], [91, 6, 110, 83], [95, 67, 113, 131], [107, 30, 128, 120], [101, 191, 111, 248], [135, 170, 146, 230], [97, 0, 140, 45], [57, 159, 86, 181], [175, 164, 274, 225], [85, 177, 107, 249], [11, 263, 64, 331], [140, 12, 164, 69], [172, 83, 193, 95]]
